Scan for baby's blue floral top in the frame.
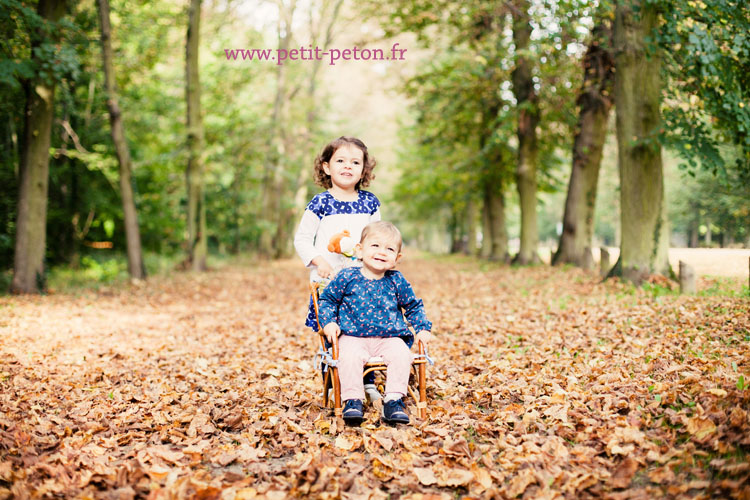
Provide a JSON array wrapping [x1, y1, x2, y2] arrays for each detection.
[[317, 267, 432, 348]]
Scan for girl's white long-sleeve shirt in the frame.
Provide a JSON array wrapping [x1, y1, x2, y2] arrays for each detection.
[[293, 190, 381, 281]]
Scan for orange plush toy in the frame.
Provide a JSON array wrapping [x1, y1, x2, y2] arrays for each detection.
[[327, 230, 356, 258]]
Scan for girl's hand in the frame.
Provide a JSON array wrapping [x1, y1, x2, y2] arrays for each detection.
[[323, 322, 340, 345], [313, 257, 334, 279], [415, 330, 433, 349]]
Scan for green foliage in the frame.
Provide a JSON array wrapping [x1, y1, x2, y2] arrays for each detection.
[[0, 0, 41, 89], [199, 15, 278, 254], [667, 154, 750, 246], [652, 0, 750, 175], [391, 45, 514, 247], [0, 140, 16, 267], [2, 0, 748, 281], [696, 278, 750, 298], [642, 280, 678, 298], [34, 41, 80, 86], [43, 250, 184, 292], [0, 0, 293, 273], [0, 0, 85, 268], [0, 0, 83, 88], [382, 0, 589, 248]]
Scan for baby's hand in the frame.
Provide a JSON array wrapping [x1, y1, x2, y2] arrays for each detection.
[[415, 330, 433, 349], [323, 322, 340, 345]]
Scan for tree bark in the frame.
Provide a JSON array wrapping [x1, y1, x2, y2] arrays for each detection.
[[553, 20, 614, 269], [449, 208, 463, 254], [185, 0, 207, 271], [511, 0, 540, 265], [688, 206, 699, 248], [613, 0, 670, 284], [97, 0, 146, 279], [464, 197, 477, 256], [258, 0, 296, 259], [599, 246, 611, 277], [477, 69, 510, 263], [482, 180, 509, 262], [704, 218, 711, 245], [11, 0, 67, 294], [480, 125, 510, 263], [481, 195, 491, 259]]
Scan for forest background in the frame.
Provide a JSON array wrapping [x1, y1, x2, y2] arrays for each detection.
[[2, 1, 750, 498], [0, 0, 748, 290]]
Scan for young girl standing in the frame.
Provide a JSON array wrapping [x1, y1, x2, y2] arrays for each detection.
[[294, 136, 381, 285]]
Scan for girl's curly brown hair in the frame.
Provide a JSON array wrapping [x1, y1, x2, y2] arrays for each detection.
[[313, 136, 376, 190]]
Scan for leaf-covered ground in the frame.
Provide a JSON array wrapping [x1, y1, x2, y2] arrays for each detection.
[[1, 256, 749, 499]]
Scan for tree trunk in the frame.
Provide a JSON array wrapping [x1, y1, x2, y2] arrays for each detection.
[[482, 180, 509, 262], [599, 246, 611, 277], [449, 208, 463, 254], [704, 218, 711, 245], [481, 195, 491, 259], [553, 20, 614, 269], [230, 165, 242, 254], [477, 81, 510, 263], [688, 207, 699, 248], [464, 197, 477, 256], [185, 0, 207, 271], [511, 0, 540, 265], [613, 0, 670, 284], [97, 0, 146, 279], [11, 0, 67, 294], [259, 0, 296, 259]]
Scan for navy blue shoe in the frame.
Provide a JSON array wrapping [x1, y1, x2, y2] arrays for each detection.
[[382, 398, 409, 424], [342, 399, 364, 425]]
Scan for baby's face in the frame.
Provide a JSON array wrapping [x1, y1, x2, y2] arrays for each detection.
[[358, 232, 402, 275]]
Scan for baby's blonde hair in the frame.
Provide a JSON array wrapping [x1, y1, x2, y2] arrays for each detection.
[[360, 221, 402, 252]]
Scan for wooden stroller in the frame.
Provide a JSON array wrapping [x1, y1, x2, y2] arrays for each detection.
[[309, 282, 432, 419]]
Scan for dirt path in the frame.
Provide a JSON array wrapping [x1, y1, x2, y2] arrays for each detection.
[[1, 258, 748, 498], [593, 247, 750, 279], [667, 248, 750, 278]]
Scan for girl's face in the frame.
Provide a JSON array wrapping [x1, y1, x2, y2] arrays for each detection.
[[323, 144, 364, 191]]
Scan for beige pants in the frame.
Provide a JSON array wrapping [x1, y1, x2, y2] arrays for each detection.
[[337, 335, 412, 402]]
